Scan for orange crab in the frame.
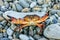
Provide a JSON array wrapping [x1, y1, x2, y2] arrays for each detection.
[[11, 13, 48, 33]]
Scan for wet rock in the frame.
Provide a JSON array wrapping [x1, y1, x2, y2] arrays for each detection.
[[37, 0, 44, 5], [29, 36, 34, 40], [12, 34, 19, 40], [15, 4, 23, 12], [1, 6, 7, 12], [22, 8, 30, 12], [0, 0, 3, 6], [19, 0, 29, 8], [34, 34, 41, 40], [44, 24, 60, 39], [10, 3, 16, 11], [4, 2, 10, 9], [19, 34, 29, 40], [58, 17, 60, 23], [1, 38, 10, 40], [57, 11, 60, 16], [49, 15, 58, 24], [49, 38, 55, 40], [7, 28, 13, 36], [0, 16, 4, 21], [0, 33, 3, 38], [30, 2, 36, 8], [38, 37, 48, 40], [32, 6, 41, 12]]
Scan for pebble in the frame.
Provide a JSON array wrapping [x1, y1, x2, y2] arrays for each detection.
[[15, 4, 23, 12], [38, 37, 48, 40], [34, 34, 41, 40], [37, 0, 44, 5], [58, 17, 60, 23], [30, 2, 36, 8], [57, 11, 60, 16], [7, 28, 13, 36], [1, 38, 10, 40], [19, 0, 29, 8], [44, 24, 60, 39], [22, 8, 30, 12], [29, 36, 34, 40], [19, 34, 29, 40]]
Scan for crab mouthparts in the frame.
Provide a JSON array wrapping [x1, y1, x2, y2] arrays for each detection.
[[29, 21, 35, 25]]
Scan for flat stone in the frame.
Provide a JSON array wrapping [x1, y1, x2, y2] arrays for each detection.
[[19, 0, 29, 8], [15, 4, 22, 12], [44, 24, 60, 39], [7, 28, 13, 36], [38, 37, 48, 40], [19, 34, 29, 40], [30, 2, 36, 8]]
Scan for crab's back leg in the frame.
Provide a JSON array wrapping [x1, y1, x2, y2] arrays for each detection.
[[36, 24, 45, 34]]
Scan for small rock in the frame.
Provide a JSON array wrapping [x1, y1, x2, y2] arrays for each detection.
[[30, 2, 36, 8], [38, 37, 48, 40], [57, 11, 60, 16], [15, 4, 23, 12], [19, 0, 29, 8], [29, 36, 34, 40], [37, 0, 44, 5], [34, 34, 41, 40], [22, 8, 30, 12], [19, 34, 29, 40], [1, 38, 10, 40], [7, 28, 13, 36], [10, 3, 16, 11], [44, 24, 60, 39], [58, 17, 60, 23]]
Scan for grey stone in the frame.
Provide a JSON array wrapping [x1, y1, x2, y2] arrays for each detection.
[[15, 4, 22, 12], [29, 36, 34, 40], [7, 28, 13, 36], [30, 2, 36, 8], [11, 3, 16, 11], [38, 37, 48, 40], [1, 6, 7, 12], [34, 34, 41, 40], [19, 0, 29, 8], [37, 0, 44, 5], [44, 24, 60, 39], [19, 34, 29, 40], [1, 38, 10, 40], [57, 11, 60, 17], [58, 17, 60, 23]]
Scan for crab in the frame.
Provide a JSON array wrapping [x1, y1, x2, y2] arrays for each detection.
[[11, 13, 48, 33], [3, 11, 49, 33]]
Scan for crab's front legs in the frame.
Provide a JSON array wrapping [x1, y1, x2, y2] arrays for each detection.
[[36, 24, 45, 34]]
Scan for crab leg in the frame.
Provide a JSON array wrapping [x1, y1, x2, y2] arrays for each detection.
[[36, 24, 45, 34], [36, 13, 48, 23], [19, 24, 29, 30]]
